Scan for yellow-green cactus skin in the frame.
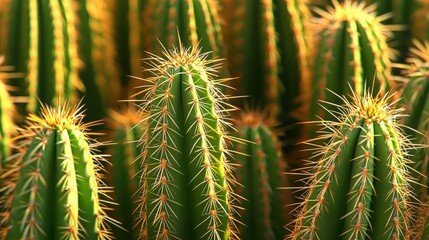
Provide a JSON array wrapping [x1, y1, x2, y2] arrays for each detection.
[[291, 90, 415, 240], [1, 103, 115, 240], [136, 45, 238, 240]]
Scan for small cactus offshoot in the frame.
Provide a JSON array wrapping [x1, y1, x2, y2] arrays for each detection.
[[136, 44, 239, 240], [291, 88, 415, 240], [0, 102, 116, 240]]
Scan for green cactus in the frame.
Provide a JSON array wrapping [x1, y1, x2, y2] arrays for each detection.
[[222, 0, 313, 121], [136, 44, 238, 240], [309, 0, 395, 123], [76, 0, 121, 123], [399, 40, 429, 203], [108, 106, 144, 240], [7, 0, 82, 113], [1, 102, 115, 240], [234, 112, 289, 240], [143, 0, 226, 63], [291, 89, 415, 240]]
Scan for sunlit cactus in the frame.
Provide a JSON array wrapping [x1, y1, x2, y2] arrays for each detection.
[[234, 111, 289, 240], [309, 0, 395, 123], [0, 102, 116, 240], [399, 40, 429, 203], [108, 105, 144, 240], [136, 44, 239, 240], [291, 89, 415, 240]]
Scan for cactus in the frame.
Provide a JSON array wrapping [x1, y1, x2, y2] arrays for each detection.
[[136, 44, 238, 240], [7, 0, 82, 113], [290, 89, 415, 240], [234, 111, 289, 240], [309, 0, 395, 123], [399, 40, 429, 203], [222, 0, 313, 122], [413, 201, 429, 239], [143, 0, 226, 63], [108, 106, 144, 240], [76, 0, 121, 122], [0, 102, 115, 239]]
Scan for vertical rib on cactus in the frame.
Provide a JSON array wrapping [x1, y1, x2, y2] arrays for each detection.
[[76, 0, 121, 122], [399, 40, 429, 203], [136, 44, 238, 239], [291, 89, 415, 240], [0, 0, 11, 55], [143, 0, 226, 62], [1, 102, 115, 240], [7, 0, 82, 113], [222, 0, 312, 121], [310, 0, 395, 123], [108, 106, 144, 240], [234, 111, 288, 240]]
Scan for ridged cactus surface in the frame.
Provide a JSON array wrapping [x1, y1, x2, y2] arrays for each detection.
[[109, 106, 143, 240], [310, 0, 394, 121], [143, 0, 225, 61], [1, 103, 114, 240], [223, 0, 312, 121], [7, 0, 82, 113], [291, 90, 414, 240], [136, 45, 238, 240], [235, 112, 287, 240], [400, 40, 429, 203]]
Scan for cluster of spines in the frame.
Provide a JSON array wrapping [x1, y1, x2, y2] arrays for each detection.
[[309, 0, 395, 121], [136, 44, 239, 240], [7, 0, 82, 113], [108, 105, 144, 240], [0, 103, 115, 240], [399, 40, 429, 203], [143, 0, 226, 61], [234, 111, 287, 240], [291, 90, 415, 240]]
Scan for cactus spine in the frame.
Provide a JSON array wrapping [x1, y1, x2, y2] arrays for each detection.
[[310, 0, 394, 122], [291, 90, 414, 240], [7, 0, 82, 113], [137, 45, 237, 239], [143, 0, 226, 61], [109, 106, 143, 240], [235, 112, 287, 240], [1, 103, 114, 240], [400, 40, 429, 203]]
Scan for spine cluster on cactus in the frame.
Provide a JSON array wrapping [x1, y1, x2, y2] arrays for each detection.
[[400, 40, 429, 203], [0, 103, 114, 240], [108, 106, 144, 240], [291, 89, 415, 240], [234, 111, 288, 240], [136, 44, 238, 240], [310, 0, 394, 122], [143, 0, 226, 61], [223, 0, 312, 121], [7, 0, 82, 113]]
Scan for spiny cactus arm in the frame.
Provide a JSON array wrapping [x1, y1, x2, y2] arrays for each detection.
[[293, 117, 362, 240]]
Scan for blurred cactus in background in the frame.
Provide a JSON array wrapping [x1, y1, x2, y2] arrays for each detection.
[[0, 102, 115, 239]]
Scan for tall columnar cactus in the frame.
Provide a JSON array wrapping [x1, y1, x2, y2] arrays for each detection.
[[310, 0, 394, 122], [76, 0, 121, 122], [399, 40, 429, 203], [7, 0, 82, 113], [143, 0, 226, 62], [221, 0, 313, 122], [108, 106, 144, 240], [291, 90, 415, 240], [234, 112, 289, 240], [413, 201, 429, 239], [136, 45, 238, 240], [0, 103, 115, 239], [0, 0, 11, 55]]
